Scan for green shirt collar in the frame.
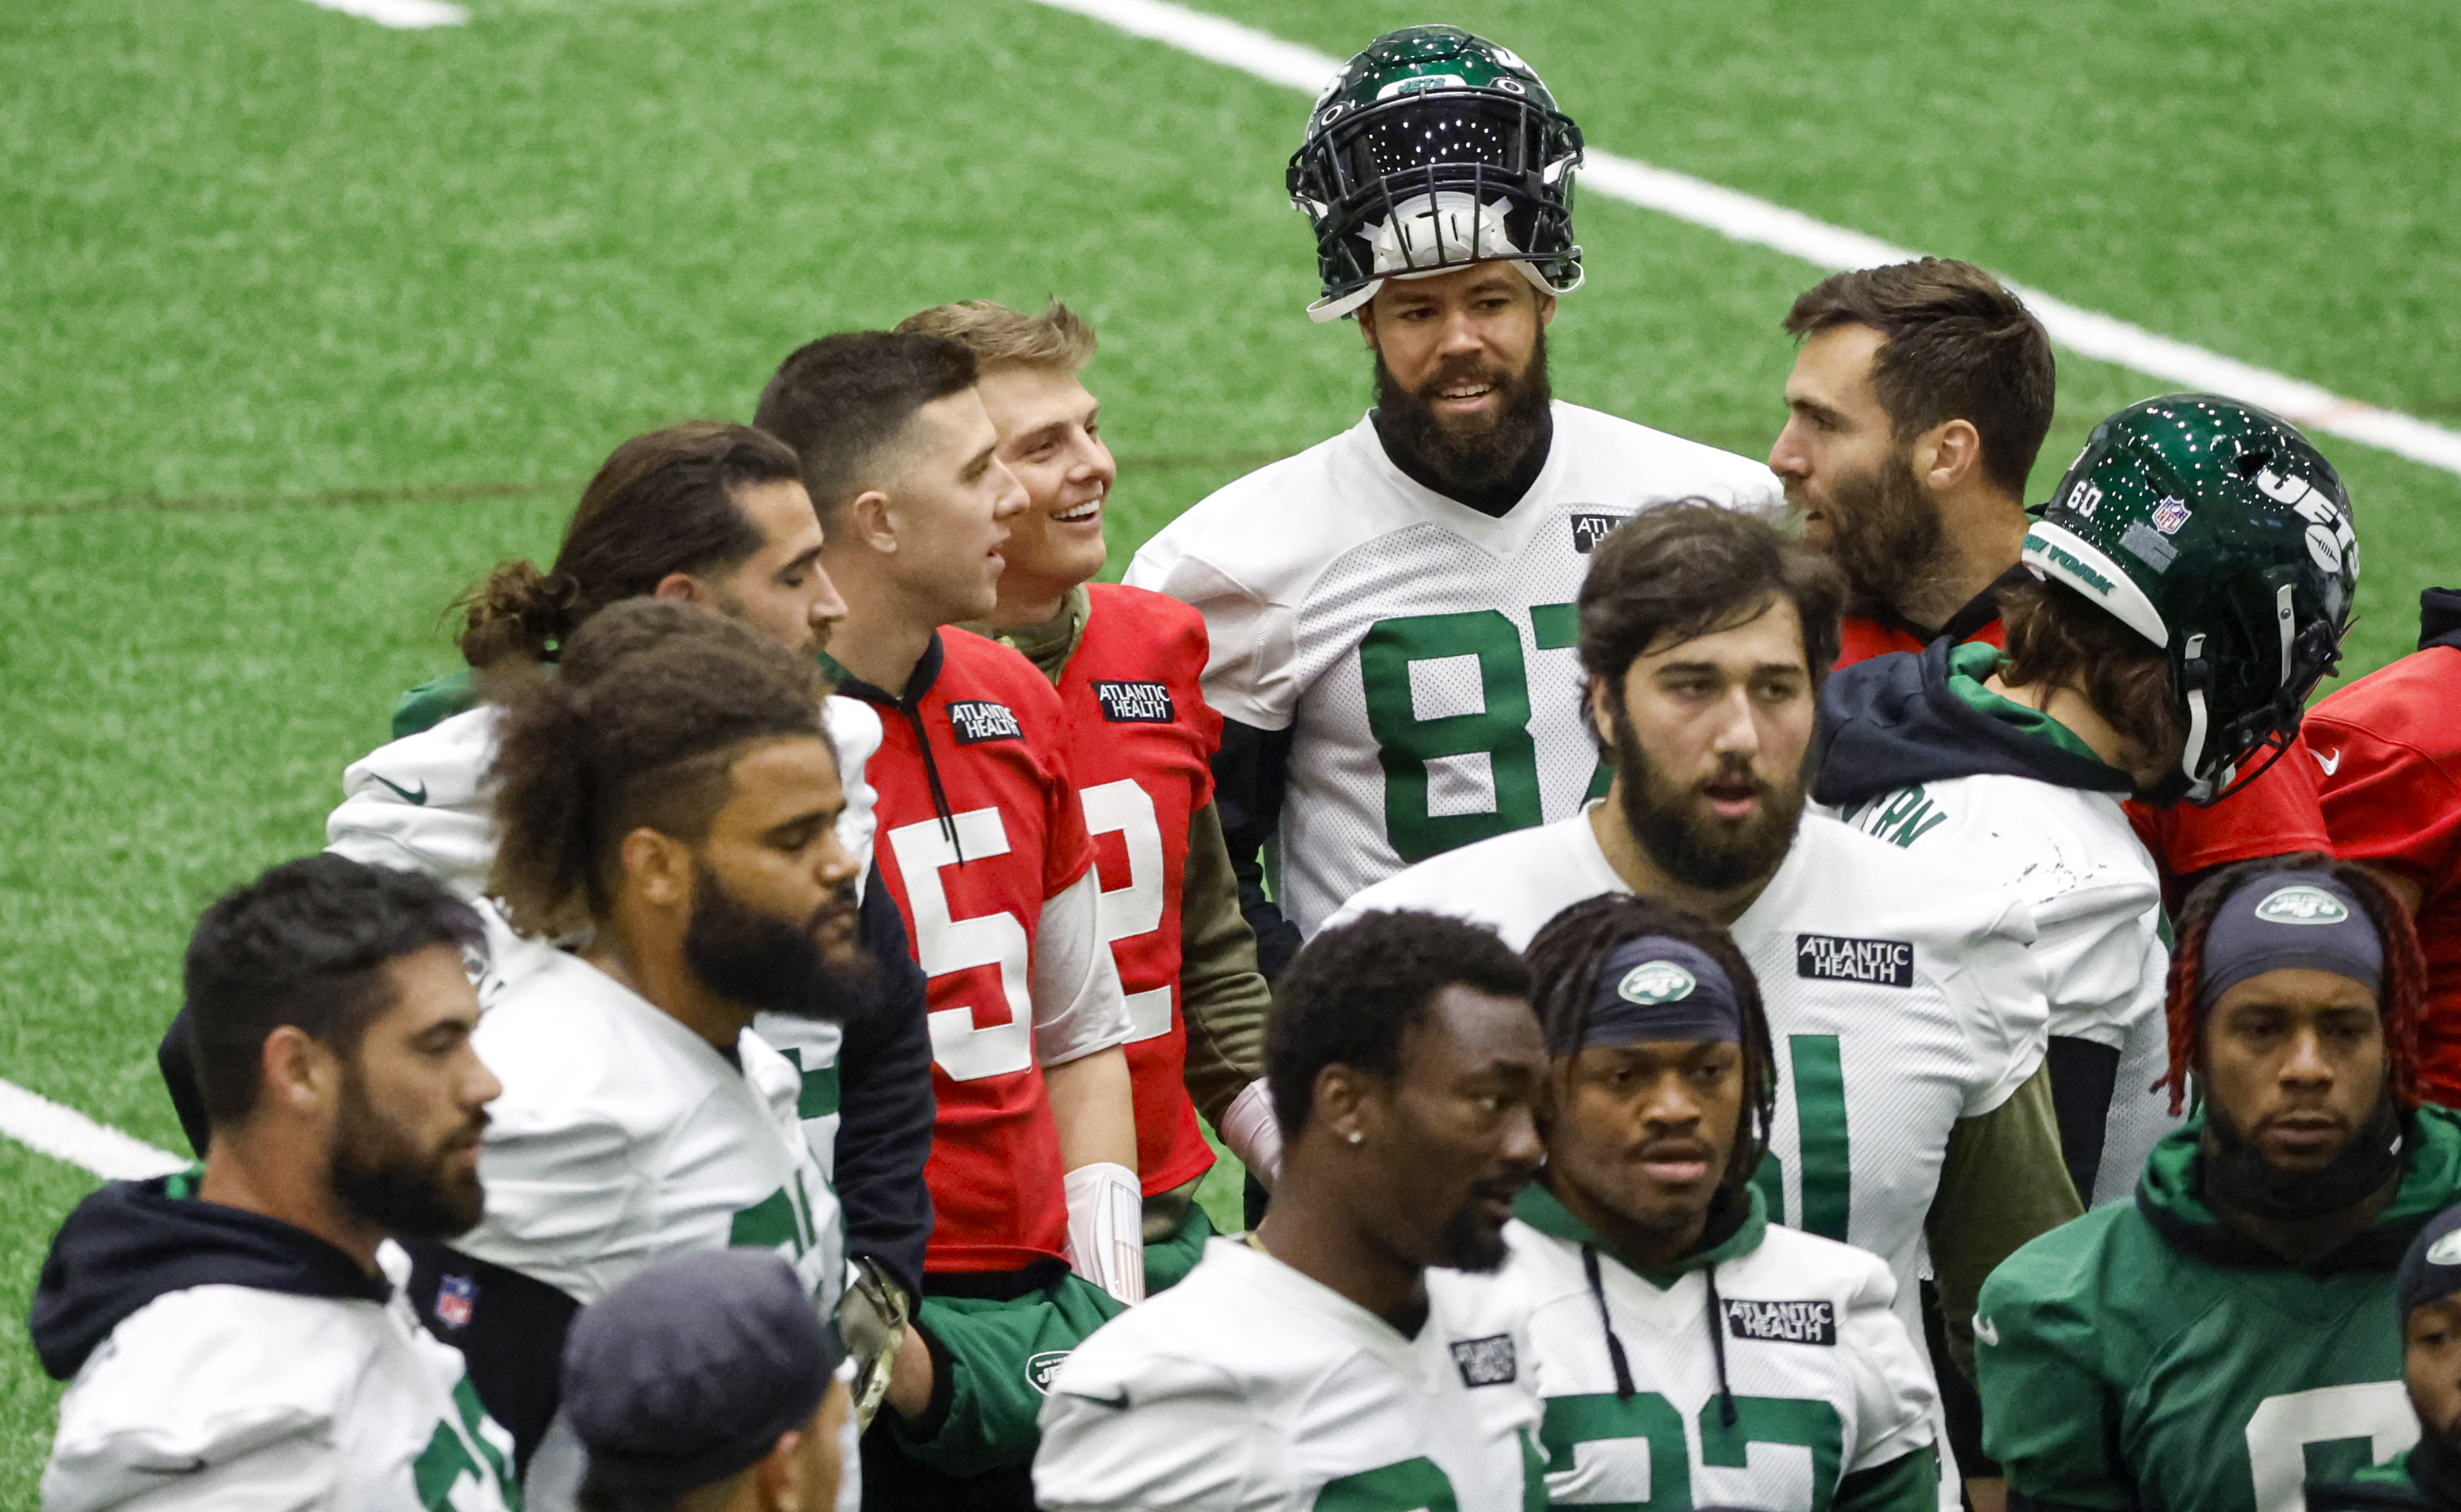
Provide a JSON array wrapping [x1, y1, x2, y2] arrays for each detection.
[[1514, 1180, 1767, 1289], [957, 584, 1090, 687], [1942, 642, 2106, 766]]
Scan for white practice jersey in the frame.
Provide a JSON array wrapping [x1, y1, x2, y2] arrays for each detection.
[[1326, 809, 2049, 1355], [1505, 1204, 1937, 1512], [1125, 403, 1781, 936], [45, 1243, 518, 1512], [325, 694, 885, 1181], [1035, 1238, 1545, 1512], [453, 948, 845, 1314], [1831, 775, 2179, 1205]]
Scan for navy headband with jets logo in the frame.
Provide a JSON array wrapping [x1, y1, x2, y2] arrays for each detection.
[[2197, 870, 2384, 1014], [1557, 935, 1742, 1056]]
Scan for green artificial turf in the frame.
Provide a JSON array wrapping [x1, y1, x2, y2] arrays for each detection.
[[3, 0, 2454, 1494]]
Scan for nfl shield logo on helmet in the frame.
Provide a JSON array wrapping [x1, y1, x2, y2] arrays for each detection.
[[2152, 497, 2192, 536], [435, 1274, 477, 1330]]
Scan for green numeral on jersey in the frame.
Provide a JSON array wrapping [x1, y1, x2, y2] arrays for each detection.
[[1751, 1035, 1852, 1241], [1540, 1392, 1846, 1512], [1313, 1455, 1460, 1512], [1360, 611, 1543, 862]]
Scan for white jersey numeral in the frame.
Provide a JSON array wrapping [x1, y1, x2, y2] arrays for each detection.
[[887, 809, 1035, 1082], [2243, 1382, 2416, 1512], [1080, 778, 1172, 1043]]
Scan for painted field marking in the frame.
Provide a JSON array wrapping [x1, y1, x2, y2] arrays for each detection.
[[300, 0, 467, 29], [0, 1077, 187, 1182], [1024, 0, 2461, 479]]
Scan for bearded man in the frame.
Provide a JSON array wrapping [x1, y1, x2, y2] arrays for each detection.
[[1328, 501, 2082, 1503], [1126, 24, 1780, 976]]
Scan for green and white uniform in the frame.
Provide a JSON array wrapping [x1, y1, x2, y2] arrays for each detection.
[[1977, 1107, 2461, 1512], [1035, 1237, 1547, 1511], [1123, 403, 1780, 937], [1509, 1184, 1939, 1512]]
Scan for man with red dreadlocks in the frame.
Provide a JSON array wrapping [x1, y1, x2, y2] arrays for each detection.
[[1974, 856, 2455, 1512]]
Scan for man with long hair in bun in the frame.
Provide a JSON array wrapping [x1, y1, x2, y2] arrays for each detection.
[[1507, 893, 1943, 1512], [1979, 855, 2459, 1512]]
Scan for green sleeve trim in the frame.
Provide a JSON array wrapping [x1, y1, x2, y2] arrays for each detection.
[[1836, 1444, 1941, 1512], [1928, 1062, 2082, 1381], [1175, 801, 1273, 1126], [392, 667, 478, 740]]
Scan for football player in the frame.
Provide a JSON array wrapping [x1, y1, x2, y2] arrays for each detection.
[[2308, 588, 2461, 1103], [2308, 1201, 2461, 1512], [158, 423, 939, 1406], [1125, 25, 1782, 974], [897, 297, 1278, 1287], [35, 856, 517, 1512], [421, 608, 864, 1509], [1033, 909, 1551, 1511], [1769, 260, 2335, 913], [754, 331, 1142, 1511], [1325, 501, 2080, 1499], [1510, 894, 1942, 1512], [1818, 395, 2362, 1207], [1979, 857, 2457, 1512]]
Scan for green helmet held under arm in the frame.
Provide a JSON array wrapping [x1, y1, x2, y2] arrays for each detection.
[[2023, 394, 2358, 806]]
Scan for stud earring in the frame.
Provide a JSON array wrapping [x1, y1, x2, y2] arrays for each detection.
[[1347, 1130, 1364, 1145]]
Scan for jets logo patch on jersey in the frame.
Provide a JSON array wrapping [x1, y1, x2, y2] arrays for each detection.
[[1449, 1333, 1518, 1387], [1091, 681, 1176, 724], [947, 699, 1023, 745], [1796, 933, 1915, 988], [1569, 511, 1628, 553], [1722, 1298, 1838, 1346]]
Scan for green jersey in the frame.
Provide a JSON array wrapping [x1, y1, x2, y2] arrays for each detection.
[[1976, 1106, 2461, 1512], [2309, 1447, 2438, 1512]]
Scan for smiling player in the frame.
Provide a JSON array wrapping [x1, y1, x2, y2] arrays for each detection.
[[1126, 24, 1780, 975]]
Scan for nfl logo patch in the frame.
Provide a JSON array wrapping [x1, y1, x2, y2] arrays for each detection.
[[435, 1274, 477, 1330], [2152, 497, 2192, 536]]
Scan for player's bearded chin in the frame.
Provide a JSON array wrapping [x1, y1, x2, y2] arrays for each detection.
[[2200, 1081, 2408, 1221], [1610, 701, 1804, 892], [1372, 327, 1552, 498], [684, 861, 879, 1022], [1431, 1184, 1518, 1274], [328, 1062, 487, 1238], [1801, 445, 1946, 614]]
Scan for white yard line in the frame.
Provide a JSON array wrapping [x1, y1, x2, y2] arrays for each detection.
[[1025, 0, 2461, 479], [299, 0, 467, 30], [0, 1078, 187, 1182]]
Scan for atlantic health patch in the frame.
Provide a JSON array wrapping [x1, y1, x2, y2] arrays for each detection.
[[1092, 681, 1176, 724], [1795, 933, 1915, 988], [1449, 1333, 1518, 1387], [1723, 1298, 1836, 1346], [947, 699, 1024, 745]]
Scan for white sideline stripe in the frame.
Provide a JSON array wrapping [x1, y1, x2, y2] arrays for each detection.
[[1024, 0, 2461, 479], [0, 1078, 189, 1182], [299, 0, 467, 29]]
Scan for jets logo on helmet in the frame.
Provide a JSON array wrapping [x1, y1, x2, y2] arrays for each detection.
[[2021, 394, 2357, 808], [1288, 25, 1585, 322]]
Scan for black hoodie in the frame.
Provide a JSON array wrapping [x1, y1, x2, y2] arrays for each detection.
[[28, 1170, 387, 1382], [1811, 638, 2132, 811]]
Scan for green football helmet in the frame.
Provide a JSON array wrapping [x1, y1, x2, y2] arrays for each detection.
[[2023, 394, 2358, 807], [1287, 25, 1584, 323]]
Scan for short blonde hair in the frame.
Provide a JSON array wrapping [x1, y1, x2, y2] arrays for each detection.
[[894, 299, 1096, 373]]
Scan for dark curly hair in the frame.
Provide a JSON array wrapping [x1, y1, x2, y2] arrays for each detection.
[[1267, 910, 1531, 1137], [1523, 894, 1777, 1198], [2163, 852, 2429, 1115], [185, 854, 485, 1128], [487, 600, 831, 939]]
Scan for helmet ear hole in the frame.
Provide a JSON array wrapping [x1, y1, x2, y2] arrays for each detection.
[[2233, 450, 2271, 480]]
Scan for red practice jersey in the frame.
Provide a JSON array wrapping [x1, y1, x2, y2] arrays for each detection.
[[843, 630, 1097, 1273], [1836, 598, 2331, 899], [2306, 645, 2461, 1103], [1060, 584, 1224, 1197]]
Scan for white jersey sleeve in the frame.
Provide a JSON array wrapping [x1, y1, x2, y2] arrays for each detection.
[[1034, 1350, 1262, 1511], [326, 705, 503, 899], [1030, 866, 1134, 1067], [1121, 542, 1303, 733], [821, 694, 883, 881]]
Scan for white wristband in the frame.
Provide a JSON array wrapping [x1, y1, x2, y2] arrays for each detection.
[[1064, 1161, 1146, 1306], [1219, 1077, 1284, 1192]]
